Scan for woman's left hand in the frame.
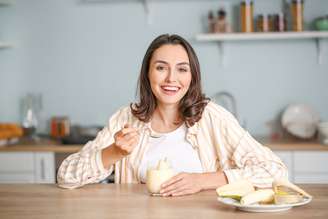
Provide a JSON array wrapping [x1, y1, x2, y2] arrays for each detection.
[[160, 173, 203, 197]]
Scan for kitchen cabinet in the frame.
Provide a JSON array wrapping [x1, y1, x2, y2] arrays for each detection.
[[0, 152, 55, 183], [0, 143, 327, 184], [0, 144, 80, 183], [274, 150, 328, 184], [273, 151, 294, 181]]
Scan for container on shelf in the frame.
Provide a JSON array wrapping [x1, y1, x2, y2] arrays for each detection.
[[256, 14, 269, 32], [274, 13, 287, 32], [50, 117, 70, 138], [214, 8, 232, 33], [291, 0, 304, 32], [240, 0, 254, 32], [208, 11, 215, 33]]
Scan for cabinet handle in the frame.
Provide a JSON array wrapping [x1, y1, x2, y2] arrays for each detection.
[[40, 158, 45, 180]]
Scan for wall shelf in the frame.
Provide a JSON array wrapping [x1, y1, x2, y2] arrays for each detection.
[[0, 42, 12, 49], [196, 31, 328, 65], [0, 0, 11, 6], [196, 31, 328, 41]]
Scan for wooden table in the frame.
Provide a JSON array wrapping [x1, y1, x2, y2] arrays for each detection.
[[0, 184, 327, 219]]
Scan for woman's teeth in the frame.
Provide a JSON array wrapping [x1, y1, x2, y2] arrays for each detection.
[[161, 86, 180, 94], [162, 86, 179, 91]]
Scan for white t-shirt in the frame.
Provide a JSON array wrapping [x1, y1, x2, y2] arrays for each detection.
[[139, 124, 203, 183]]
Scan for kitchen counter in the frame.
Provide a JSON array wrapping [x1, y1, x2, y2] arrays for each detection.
[[0, 137, 81, 153], [257, 137, 328, 151], [0, 136, 327, 153], [0, 144, 82, 153], [0, 184, 327, 219]]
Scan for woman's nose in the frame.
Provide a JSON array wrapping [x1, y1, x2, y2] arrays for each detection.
[[165, 70, 177, 82]]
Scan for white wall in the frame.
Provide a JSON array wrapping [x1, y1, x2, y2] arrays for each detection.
[[0, 0, 327, 135]]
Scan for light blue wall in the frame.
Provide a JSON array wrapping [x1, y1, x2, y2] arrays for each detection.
[[1, 0, 327, 135]]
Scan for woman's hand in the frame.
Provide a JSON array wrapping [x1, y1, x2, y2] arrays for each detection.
[[159, 173, 203, 197], [101, 124, 139, 169], [113, 124, 140, 156], [159, 171, 228, 197]]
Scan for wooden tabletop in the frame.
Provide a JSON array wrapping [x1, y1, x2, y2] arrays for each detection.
[[0, 184, 327, 219]]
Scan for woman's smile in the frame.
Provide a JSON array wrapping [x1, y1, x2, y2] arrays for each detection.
[[160, 85, 181, 96]]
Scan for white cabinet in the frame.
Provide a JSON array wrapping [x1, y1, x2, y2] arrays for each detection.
[[34, 152, 55, 183], [293, 151, 328, 184], [0, 152, 55, 183], [274, 150, 328, 184], [274, 151, 294, 182]]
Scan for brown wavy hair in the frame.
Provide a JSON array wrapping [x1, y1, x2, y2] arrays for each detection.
[[130, 34, 209, 127]]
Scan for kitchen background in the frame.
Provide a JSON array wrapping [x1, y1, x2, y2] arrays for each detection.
[[0, 0, 328, 184], [1, 0, 327, 136]]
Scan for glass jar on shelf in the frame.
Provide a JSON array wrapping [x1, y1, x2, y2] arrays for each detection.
[[291, 0, 304, 31], [240, 0, 254, 32]]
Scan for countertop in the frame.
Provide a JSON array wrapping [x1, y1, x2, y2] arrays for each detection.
[[0, 184, 327, 219], [0, 137, 81, 153], [0, 137, 327, 153]]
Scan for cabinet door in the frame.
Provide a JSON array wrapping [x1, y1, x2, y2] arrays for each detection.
[[0, 173, 35, 183], [0, 152, 35, 183], [273, 151, 294, 182], [34, 152, 55, 183], [294, 151, 328, 184]]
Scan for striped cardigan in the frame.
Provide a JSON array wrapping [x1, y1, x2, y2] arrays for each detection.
[[57, 101, 288, 189]]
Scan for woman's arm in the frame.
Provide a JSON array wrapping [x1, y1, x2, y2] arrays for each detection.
[[160, 171, 228, 197], [209, 102, 288, 188], [57, 108, 133, 189], [57, 125, 115, 189], [223, 131, 288, 188]]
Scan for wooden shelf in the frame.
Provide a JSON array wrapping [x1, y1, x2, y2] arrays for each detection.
[[0, 42, 12, 48], [196, 31, 328, 42]]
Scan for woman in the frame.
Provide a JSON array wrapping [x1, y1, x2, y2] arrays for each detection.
[[57, 34, 287, 196]]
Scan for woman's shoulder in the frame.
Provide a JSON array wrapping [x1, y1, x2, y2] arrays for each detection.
[[202, 101, 237, 123], [199, 101, 241, 135], [108, 105, 142, 126], [202, 101, 236, 122]]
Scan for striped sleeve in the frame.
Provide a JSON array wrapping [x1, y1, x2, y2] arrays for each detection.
[[57, 108, 127, 189], [214, 107, 288, 188]]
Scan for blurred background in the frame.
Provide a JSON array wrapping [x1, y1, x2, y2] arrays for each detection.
[[0, 0, 328, 184]]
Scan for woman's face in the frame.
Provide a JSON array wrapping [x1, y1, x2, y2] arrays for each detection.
[[148, 44, 192, 107]]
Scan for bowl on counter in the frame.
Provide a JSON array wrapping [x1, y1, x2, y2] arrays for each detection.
[[314, 16, 328, 31], [281, 104, 319, 139]]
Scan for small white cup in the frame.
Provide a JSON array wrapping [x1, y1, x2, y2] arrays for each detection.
[[146, 169, 175, 195], [318, 122, 328, 145]]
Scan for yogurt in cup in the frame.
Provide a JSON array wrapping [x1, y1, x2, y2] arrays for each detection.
[[146, 158, 175, 195]]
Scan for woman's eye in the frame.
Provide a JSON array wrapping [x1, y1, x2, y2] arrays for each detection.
[[156, 66, 166, 71], [178, 68, 188, 72]]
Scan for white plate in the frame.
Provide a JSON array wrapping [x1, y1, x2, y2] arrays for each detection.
[[217, 196, 312, 213]]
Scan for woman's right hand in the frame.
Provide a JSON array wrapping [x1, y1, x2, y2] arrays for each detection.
[[113, 124, 140, 156]]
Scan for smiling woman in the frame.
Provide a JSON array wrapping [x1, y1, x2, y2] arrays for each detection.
[[57, 34, 288, 197], [131, 34, 208, 128]]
